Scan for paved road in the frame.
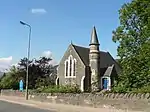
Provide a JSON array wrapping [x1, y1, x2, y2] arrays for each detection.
[[0, 100, 54, 112]]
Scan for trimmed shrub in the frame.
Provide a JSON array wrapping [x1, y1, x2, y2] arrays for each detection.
[[35, 84, 81, 93]]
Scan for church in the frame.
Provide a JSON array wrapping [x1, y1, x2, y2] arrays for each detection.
[[55, 27, 121, 92]]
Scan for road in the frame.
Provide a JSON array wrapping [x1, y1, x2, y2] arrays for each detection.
[[0, 96, 141, 112], [0, 100, 54, 112]]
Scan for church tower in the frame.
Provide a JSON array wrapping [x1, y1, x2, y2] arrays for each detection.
[[89, 26, 100, 92]]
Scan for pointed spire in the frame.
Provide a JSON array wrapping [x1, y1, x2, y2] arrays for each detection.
[[90, 26, 99, 45]]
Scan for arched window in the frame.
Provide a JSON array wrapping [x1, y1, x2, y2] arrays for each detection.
[[65, 55, 76, 78], [69, 58, 72, 76], [73, 59, 76, 76], [66, 61, 68, 76]]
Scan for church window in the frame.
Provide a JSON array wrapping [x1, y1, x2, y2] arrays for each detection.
[[73, 59, 76, 76], [65, 61, 68, 76], [65, 55, 76, 78], [69, 58, 72, 76]]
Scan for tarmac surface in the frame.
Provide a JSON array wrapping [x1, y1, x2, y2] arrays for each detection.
[[0, 95, 143, 112], [0, 100, 53, 112]]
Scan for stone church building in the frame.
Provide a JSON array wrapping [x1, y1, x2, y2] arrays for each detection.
[[55, 27, 121, 92]]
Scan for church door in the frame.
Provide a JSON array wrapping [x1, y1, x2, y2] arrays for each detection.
[[103, 78, 108, 89]]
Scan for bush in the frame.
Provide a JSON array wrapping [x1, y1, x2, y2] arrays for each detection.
[[112, 82, 150, 93], [0, 74, 19, 90], [36, 84, 81, 93], [112, 86, 128, 93], [130, 86, 150, 93]]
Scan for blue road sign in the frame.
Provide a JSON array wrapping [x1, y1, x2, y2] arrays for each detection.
[[19, 80, 23, 91]]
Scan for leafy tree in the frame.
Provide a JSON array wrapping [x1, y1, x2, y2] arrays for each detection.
[[0, 56, 56, 90], [0, 66, 20, 89], [112, 0, 150, 91], [17, 57, 56, 89], [34, 57, 56, 88]]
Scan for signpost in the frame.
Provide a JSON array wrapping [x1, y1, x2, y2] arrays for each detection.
[[19, 80, 24, 91]]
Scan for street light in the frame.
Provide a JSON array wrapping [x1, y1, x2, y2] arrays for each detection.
[[20, 21, 31, 100]]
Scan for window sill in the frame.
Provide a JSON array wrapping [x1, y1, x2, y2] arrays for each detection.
[[65, 76, 76, 78]]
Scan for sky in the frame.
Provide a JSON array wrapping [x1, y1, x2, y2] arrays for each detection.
[[0, 0, 131, 71]]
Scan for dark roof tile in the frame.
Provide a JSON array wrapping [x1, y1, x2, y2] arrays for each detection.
[[72, 44, 121, 71], [103, 65, 114, 77]]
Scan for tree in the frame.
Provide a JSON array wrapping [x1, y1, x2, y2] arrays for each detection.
[[0, 66, 20, 89], [112, 0, 150, 91], [0, 56, 56, 90], [34, 57, 55, 88], [17, 57, 56, 89]]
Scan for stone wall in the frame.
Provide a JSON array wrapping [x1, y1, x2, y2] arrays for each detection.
[[1, 90, 25, 97], [1, 90, 150, 111]]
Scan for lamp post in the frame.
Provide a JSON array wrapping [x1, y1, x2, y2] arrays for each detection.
[[20, 21, 31, 100]]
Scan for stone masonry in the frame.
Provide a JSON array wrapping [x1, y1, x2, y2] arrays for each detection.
[[1, 90, 150, 111]]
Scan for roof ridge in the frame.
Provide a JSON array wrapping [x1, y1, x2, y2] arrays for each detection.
[[99, 51, 107, 53], [72, 44, 89, 49], [72, 44, 109, 55]]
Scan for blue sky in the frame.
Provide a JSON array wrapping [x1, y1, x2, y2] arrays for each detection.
[[0, 0, 131, 68]]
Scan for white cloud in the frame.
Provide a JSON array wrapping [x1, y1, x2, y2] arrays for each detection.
[[31, 8, 47, 14], [0, 56, 12, 62], [42, 51, 58, 65], [0, 51, 58, 72], [0, 56, 13, 72], [42, 51, 52, 58], [49, 60, 58, 66]]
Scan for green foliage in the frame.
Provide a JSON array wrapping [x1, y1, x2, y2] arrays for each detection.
[[35, 76, 55, 88], [112, 83, 128, 93], [0, 66, 20, 89], [130, 85, 150, 93], [112, 85, 150, 93], [36, 85, 81, 93], [18, 57, 56, 89], [0, 57, 56, 90], [112, 0, 150, 92]]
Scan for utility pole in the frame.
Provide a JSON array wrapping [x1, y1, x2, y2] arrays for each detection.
[[20, 21, 31, 100]]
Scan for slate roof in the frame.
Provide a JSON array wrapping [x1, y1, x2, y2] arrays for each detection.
[[103, 65, 114, 77], [72, 45, 89, 66], [72, 44, 120, 69]]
